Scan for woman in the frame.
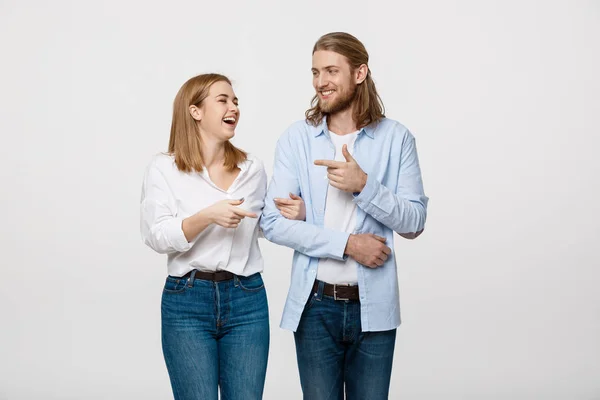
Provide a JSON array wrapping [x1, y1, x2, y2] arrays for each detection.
[[140, 73, 304, 400]]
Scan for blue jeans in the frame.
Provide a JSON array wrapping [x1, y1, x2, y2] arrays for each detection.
[[294, 281, 396, 400], [161, 271, 269, 400]]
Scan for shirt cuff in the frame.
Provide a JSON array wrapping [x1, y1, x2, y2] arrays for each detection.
[[330, 231, 351, 261], [166, 218, 192, 253], [353, 173, 379, 208]]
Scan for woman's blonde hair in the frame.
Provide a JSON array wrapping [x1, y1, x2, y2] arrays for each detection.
[[168, 73, 246, 172]]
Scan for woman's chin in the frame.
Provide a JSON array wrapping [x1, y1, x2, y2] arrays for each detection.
[[222, 130, 235, 140]]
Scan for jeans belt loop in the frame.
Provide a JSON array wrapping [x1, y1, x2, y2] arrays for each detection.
[[187, 269, 197, 288]]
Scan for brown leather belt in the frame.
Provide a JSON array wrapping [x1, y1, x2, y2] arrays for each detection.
[[312, 280, 360, 301], [181, 270, 235, 282]]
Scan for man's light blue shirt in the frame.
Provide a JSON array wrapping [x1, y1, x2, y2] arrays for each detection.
[[261, 117, 428, 332]]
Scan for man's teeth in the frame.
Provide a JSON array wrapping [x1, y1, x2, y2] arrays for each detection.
[[321, 90, 335, 95]]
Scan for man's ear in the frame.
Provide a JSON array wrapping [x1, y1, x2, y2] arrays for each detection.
[[356, 64, 368, 85], [189, 105, 202, 121]]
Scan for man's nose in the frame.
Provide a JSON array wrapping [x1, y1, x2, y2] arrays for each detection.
[[317, 75, 328, 88]]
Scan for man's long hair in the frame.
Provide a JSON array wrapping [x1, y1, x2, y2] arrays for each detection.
[[305, 32, 385, 128]]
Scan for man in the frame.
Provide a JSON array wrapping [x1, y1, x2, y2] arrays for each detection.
[[261, 32, 428, 399]]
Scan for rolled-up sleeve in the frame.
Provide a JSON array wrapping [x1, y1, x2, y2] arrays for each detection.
[[140, 163, 191, 254]]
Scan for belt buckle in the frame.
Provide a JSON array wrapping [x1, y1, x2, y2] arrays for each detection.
[[333, 285, 350, 301]]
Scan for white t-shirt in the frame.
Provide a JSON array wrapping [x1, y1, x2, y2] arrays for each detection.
[[140, 153, 267, 277], [317, 131, 359, 285]]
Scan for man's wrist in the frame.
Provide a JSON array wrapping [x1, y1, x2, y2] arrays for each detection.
[[353, 173, 368, 196]]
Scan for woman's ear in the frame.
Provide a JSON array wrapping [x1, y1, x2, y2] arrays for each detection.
[[189, 105, 202, 121]]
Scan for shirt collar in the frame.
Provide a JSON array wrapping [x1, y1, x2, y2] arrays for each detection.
[[238, 157, 253, 172], [199, 156, 253, 181], [311, 118, 376, 139]]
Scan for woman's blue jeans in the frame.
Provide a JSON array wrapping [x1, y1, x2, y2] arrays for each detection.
[[161, 271, 269, 400]]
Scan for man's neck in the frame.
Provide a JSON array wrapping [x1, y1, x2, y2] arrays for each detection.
[[327, 107, 358, 135]]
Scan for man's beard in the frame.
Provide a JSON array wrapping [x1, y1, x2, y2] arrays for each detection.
[[319, 82, 358, 114]]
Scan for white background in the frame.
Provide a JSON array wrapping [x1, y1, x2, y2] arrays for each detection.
[[1, 1, 599, 399]]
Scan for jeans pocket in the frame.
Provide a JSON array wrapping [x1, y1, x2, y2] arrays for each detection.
[[163, 277, 188, 294], [305, 291, 320, 310], [237, 273, 265, 292]]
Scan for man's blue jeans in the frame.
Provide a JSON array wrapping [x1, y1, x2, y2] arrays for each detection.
[[294, 280, 396, 400], [161, 271, 269, 400]]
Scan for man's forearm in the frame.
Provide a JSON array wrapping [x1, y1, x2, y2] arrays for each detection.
[[260, 212, 350, 260], [354, 174, 427, 235]]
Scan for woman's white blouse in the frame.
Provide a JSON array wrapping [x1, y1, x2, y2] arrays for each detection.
[[140, 153, 267, 277]]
